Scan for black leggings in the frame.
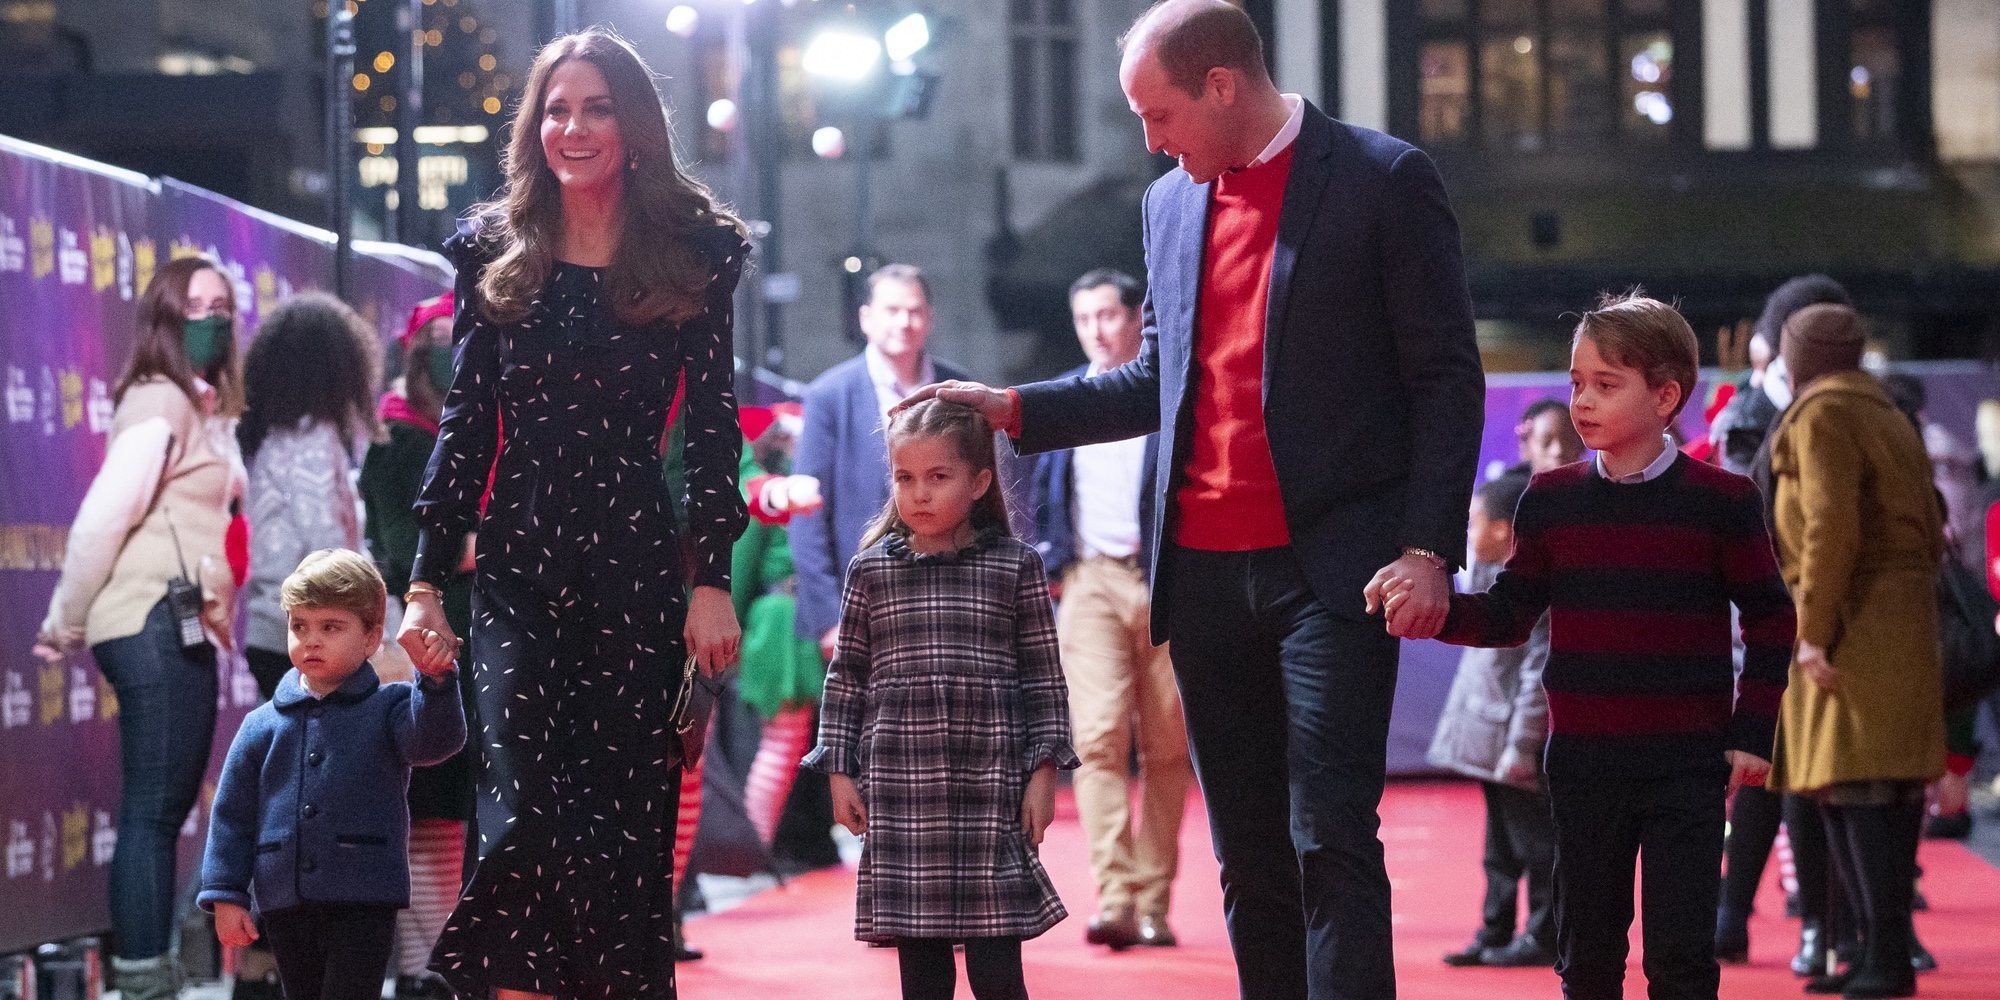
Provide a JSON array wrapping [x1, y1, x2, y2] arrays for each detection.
[[896, 938, 1026, 1000]]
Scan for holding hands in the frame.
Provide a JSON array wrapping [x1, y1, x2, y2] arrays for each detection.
[[1725, 750, 1771, 793], [396, 589, 462, 678], [1362, 551, 1452, 639]]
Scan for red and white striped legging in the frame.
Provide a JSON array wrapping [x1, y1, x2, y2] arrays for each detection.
[[394, 818, 465, 977], [743, 706, 814, 846], [673, 752, 704, 897]]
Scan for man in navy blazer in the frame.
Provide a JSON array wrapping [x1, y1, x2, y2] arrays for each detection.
[[1032, 269, 1189, 952], [904, 4, 1485, 998]]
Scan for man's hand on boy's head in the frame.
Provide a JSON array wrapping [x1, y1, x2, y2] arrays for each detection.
[[213, 901, 259, 947], [1725, 750, 1771, 793]]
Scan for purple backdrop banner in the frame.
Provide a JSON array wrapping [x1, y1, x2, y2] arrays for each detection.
[[0, 135, 447, 952]]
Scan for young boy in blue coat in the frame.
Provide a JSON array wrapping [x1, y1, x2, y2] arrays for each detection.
[[198, 549, 464, 1000]]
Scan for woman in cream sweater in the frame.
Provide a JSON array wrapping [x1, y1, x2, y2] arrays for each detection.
[[33, 256, 245, 1000]]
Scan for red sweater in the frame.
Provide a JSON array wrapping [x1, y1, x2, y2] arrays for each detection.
[[1175, 145, 1294, 550]]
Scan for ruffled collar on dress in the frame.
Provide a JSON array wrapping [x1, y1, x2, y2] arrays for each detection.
[[883, 526, 1006, 566]]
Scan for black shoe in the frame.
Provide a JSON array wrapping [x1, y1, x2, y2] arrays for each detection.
[[1085, 908, 1140, 951], [1805, 968, 1855, 995], [1136, 914, 1177, 948], [672, 913, 704, 962], [1840, 965, 1917, 999], [1909, 937, 1936, 973], [1786, 891, 1803, 919], [1924, 811, 1972, 840], [1442, 937, 1494, 967], [1715, 916, 1750, 965], [1793, 921, 1829, 977], [1481, 936, 1556, 968]]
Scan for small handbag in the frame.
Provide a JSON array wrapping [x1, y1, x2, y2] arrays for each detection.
[[668, 652, 720, 771]]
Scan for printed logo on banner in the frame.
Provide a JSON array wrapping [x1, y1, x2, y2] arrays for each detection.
[[30, 217, 54, 280], [97, 671, 117, 719], [168, 238, 202, 262], [39, 812, 56, 883], [61, 804, 86, 873], [0, 214, 25, 272], [5, 368, 32, 423], [92, 811, 114, 866], [117, 231, 135, 300], [91, 228, 117, 294], [4, 821, 31, 879], [38, 366, 58, 437], [67, 666, 94, 723], [87, 378, 113, 434], [2, 672, 30, 729], [255, 266, 278, 317], [133, 236, 157, 297], [60, 370, 84, 431], [38, 662, 62, 726], [57, 228, 87, 286], [224, 259, 250, 319]]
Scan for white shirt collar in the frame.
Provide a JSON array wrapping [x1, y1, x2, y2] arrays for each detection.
[[863, 345, 934, 416], [1248, 94, 1305, 168], [1594, 433, 1680, 484]]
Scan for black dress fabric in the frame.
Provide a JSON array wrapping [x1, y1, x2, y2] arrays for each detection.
[[414, 221, 749, 999]]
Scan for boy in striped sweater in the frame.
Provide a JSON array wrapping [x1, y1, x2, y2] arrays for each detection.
[[1371, 293, 1796, 1000]]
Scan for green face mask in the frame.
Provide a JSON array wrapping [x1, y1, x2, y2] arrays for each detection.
[[426, 345, 456, 393], [182, 315, 230, 372]]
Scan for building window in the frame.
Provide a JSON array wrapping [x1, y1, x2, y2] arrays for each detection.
[[1415, 0, 1677, 151], [1844, 0, 1900, 143], [1010, 0, 1079, 162]]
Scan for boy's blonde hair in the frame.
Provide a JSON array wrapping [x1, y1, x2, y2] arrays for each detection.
[[1574, 290, 1700, 421], [280, 549, 387, 632]]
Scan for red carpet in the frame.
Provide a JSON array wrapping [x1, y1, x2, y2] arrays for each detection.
[[678, 781, 2000, 998]]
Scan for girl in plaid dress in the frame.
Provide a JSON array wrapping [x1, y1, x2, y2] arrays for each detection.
[[804, 399, 1079, 1000]]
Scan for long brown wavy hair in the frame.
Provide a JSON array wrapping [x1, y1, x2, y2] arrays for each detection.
[[471, 28, 745, 328], [860, 400, 1014, 550], [114, 255, 244, 415]]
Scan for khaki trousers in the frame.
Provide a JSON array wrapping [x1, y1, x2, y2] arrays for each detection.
[[1057, 555, 1191, 918]]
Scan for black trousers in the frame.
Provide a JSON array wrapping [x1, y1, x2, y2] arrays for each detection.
[[246, 646, 291, 702], [1548, 769, 1726, 1000], [896, 938, 1025, 1000], [263, 903, 396, 1000], [1820, 794, 1924, 980], [1717, 786, 1829, 925], [1479, 780, 1556, 946], [1166, 546, 1399, 1000]]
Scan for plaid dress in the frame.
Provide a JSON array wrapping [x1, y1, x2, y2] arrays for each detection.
[[804, 530, 1079, 942]]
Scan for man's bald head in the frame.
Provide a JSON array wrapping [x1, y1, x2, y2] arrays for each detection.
[[1120, 0, 1268, 98]]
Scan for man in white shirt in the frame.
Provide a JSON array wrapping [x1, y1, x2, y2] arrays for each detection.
[[1031, 269, 1188, 949]]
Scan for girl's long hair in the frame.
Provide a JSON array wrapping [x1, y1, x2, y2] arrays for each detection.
[[471, 27, 746, 328], [859, 399, 1013, 551], [114, 255, 244, 416], [236, 291, 382, 461]]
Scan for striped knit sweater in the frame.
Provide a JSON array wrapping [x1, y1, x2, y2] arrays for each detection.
[[1438, 454, 1796, 779]]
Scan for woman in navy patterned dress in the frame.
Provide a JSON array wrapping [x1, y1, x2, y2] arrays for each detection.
[[395, 29, 747, 1000], [804, 399, 1079, 1000]]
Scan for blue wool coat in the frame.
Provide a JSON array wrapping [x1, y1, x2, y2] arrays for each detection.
[[197, 662, 466, 914]]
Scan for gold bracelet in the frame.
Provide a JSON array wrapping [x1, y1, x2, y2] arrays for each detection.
[[404, 582, 444, 604], [1401, 546, 1448, 570]]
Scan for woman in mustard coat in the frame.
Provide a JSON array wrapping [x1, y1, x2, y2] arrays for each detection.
[[1767, 303, 1944, 1000]]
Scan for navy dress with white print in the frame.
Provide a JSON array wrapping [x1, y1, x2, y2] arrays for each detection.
[[412, 220, 748, 999]]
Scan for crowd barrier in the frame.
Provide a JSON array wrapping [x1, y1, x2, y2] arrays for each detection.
[[0, 134, 449, 952]]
